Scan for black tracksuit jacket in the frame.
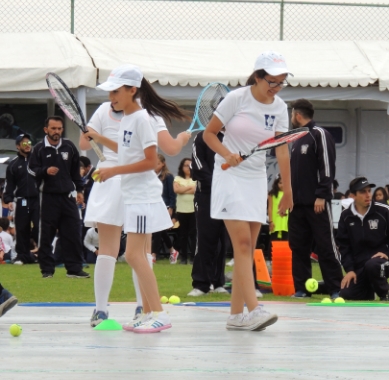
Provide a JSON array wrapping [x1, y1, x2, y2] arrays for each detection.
[[28, 138, 83, 193], [336, 202, 389, 273], [3, 152, 39, 203], [290, 120, 336, 205]]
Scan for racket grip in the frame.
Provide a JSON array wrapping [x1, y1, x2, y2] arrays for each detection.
[[221, 156, 243, 170], [89, 139, 106, 162]]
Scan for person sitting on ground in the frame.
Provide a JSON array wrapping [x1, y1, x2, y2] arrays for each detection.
[[0, 218, 13, 261], [336, 177, 389, 301], [84, 227, 99, 264]]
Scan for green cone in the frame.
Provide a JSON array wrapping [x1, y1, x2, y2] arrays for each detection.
[[94, 319, 123, 330]]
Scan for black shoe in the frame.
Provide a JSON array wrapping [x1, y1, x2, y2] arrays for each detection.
[[42, 272, 54, 278], [380, 293, 389, 301], [179, 259, 187, 265], [66, 270, 90, 278]]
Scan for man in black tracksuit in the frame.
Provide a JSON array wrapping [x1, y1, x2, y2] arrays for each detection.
[[337, 177, 389, 301], [289, 99, 342, 298], [188, 130, 227, 296], [3, 134, 39, 263], [28, 116, 89, 279]]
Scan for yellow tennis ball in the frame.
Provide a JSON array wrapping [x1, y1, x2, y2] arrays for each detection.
[[321, 298, 332, 304], [334, 297, 345, 303], [9, 324, 22, 337], [169, 295, 180, 304], [305, 278, 319, 292], [91, 170, 100, 182], [160, 296, 169, 304]]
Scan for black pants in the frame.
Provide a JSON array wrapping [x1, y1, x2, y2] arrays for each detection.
[[288, 203, 343, 295], [339, 257, 389, 300], [38, 193, 84, 275], [14, 197, 39, 263], [176, 211, 196, 261], [152, 229, 173, 255], [191, 193, 227, 292]]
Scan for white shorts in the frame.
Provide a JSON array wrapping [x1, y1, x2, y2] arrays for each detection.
[[211, 169, 267, 223], [123, 201, 173, 234], [84, 176, 124, 228]]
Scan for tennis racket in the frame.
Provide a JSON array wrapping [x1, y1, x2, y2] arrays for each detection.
[[46, 73, 106, 162], [221, 127, 309, 170], [187, 82, 230, 134]]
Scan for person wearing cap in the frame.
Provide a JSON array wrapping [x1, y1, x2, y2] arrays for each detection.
[[203, 50, 293, 331], [3, 133, 40, 264], [288, 98, 343, 299], [336, 177, 389, 301], [83, 64, 189, 332], [28, 116, 89, 279]]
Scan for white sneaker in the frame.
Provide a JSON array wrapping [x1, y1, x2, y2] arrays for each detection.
[[245, 306, 278, 331], [13, 261, 23, 265], [255, 289, 263, 298], [123, 312, 151, 332], [214, 286, 229, 294], [226, 313, 246, 330], [226, 259, 234, 267], [187, 288, 206, 296], [117, 255, 126, 263], [133, 311, 172, 333]]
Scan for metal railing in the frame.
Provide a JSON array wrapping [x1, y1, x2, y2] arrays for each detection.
[[1, 0, 388, 40]]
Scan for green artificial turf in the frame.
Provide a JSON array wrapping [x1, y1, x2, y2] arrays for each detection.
[[0, 261, 383, 304]]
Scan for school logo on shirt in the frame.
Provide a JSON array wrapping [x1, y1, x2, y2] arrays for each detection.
[[300, 144, 309, 154], [61, 152, 69, 160], [123, 130, 132, 147], [368, 219, 379, 229], [264, 115, 276, 130]]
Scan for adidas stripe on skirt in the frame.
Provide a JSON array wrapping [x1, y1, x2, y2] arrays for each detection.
[[211, 168, 267, 224], [123, 201, 173, 234]]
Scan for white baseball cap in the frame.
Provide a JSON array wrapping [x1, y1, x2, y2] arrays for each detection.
[[254, 51, 293, 77], [97, 64, 143, 91]]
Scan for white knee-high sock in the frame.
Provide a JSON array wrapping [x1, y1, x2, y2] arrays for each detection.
[[94, 255, 116, 312], [132, 253, 154, 307]]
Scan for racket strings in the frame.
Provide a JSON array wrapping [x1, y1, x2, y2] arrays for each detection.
[[197, 85, 229, 128]]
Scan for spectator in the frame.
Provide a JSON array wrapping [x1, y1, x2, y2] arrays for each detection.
[[333, 179, 339, 193], [334, 192, 345, 200], [0, 218, 14, 262], [337, 177, 389, 300], [3, 133, 39, 264], [373, 187, 389, 205], [28, 116, 89, 279], [0, 113, 24, 139], [174, 158, 197, 265], [79, 156, 95, 205], [84, 227, 99, 264], [289, 99, 343, 299], [0, 284, 17, 317], [151, 154, 179, 263], [188, 130, 228, 296]]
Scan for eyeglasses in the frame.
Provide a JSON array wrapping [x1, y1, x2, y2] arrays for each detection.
[[263, 78, 288, 88], [21, 141, 32, 147]]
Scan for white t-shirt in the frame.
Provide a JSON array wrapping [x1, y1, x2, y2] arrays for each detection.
[[0, 231, 13, 253], [88, 102, 167, 169], [118, 109, 163, 204], [214, 86, 289, 178]]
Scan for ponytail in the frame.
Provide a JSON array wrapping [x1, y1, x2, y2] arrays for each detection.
[[246, 69, 268, 86], [135, 79, 190, 123]]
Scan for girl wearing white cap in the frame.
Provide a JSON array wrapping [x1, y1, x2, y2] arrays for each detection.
[[203, 51, 293, 331], [84, 64, 189, 332]]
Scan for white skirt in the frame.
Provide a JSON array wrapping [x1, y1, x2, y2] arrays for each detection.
[[84, 176, 124, 227], [211, 169, 267, 223], [123, 201, 173, 234]]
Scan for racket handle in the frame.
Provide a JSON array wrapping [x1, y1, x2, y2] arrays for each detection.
[[89, 139, 106, 162], [221, 156, 243, 170]]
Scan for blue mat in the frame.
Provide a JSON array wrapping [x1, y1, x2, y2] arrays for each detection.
[[19, 303, 97, 307]]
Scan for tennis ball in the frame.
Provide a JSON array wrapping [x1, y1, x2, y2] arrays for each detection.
[[169, 295, 180, 304], [91, 170, 100, 182], [9, 324, 22, 337], [334, 297, 345, 303], [321, 298, 332, 304], [160, 296, 169, 304], [305, 278, 319, 292]]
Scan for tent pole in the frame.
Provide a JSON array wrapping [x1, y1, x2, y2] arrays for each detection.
[[355, 107, 361, 177], [77, 86, 87, 156]]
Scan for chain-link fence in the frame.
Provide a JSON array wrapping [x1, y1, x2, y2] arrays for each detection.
[[1, 0, 389, 40]]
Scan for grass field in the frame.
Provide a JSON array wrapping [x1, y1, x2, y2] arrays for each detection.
[[0, 260, 338, 304]]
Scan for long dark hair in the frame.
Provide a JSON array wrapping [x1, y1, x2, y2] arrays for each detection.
[[373, 187, 389, 204], [157, 153, 171, 181], [133, 79, 190, 123], [177, 157, 192, 179], [269, 175, 282, 198], [246, 69, 268, 86]]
